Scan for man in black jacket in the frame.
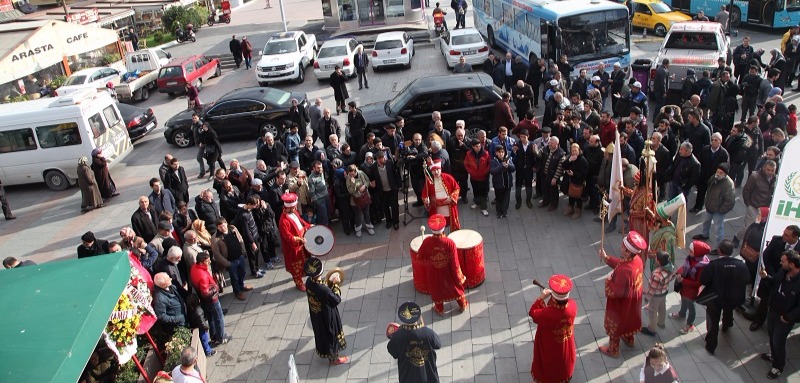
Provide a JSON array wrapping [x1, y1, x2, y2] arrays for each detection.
[[77, 231, 110, 259], [256, 132, 288, 168], [371, 153, 401, 230], [760, 249, 800, 379], [233, 196, 263, 278], [347, 101, 367, 155], [229, 35, 243, 68], [651, 132, 672, 202], [747, 225, 800, 331], [132, 196, 159, 243], [700, 240, 749, 355], [691, 133, 730, 212], [583, 135, 604, 211], [195, 189, 222, 235], [512, 129, 536, 209], [666, 142, 701, 200]]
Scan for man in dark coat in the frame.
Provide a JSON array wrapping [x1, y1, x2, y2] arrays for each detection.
[[195, 189, 222, 235], [512, 80, 534, 121], [132, 196, 159, 243], [493, 92, 515, 132], [304, 257, 348, 365], [91, 148, 118, 200], [257, 133, 288, 168], [128, 28, 139, 51], [371, 152, 401, 230], [164, 158, 190, 204], [388, 301, 442, 383], [347, 101, 367, 155], [700, 240, 749, 355], [229, 35, 243, 68], [666, 142, 701, 199], [287, 98, 310, 138], [691, 133, 730, 212], [77, 231, 110, 259], [353, 46, 369, 90], [746, 225, 800, 331], [512, 129, 536, 209], [0, 178, 14, 220]]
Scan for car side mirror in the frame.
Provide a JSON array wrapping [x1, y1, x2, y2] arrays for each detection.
[[166, 52, 172, 58], [258, 50, 264, 56]]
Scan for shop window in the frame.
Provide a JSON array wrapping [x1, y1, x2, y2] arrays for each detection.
[[35, 123, 82, 149], [0, 129, 37, 153], [88, 113, 108, 138], [103, 106, 122, 128], [70, 42, 119, 72], [387, 0, 404, 16], [321, 0, 333, 16], [340, 0, 356, 21]]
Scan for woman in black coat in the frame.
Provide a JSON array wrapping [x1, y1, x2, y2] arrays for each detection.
[[329, 66, 349, 115], [199, 123, 226, 180], [561, 143, 589, 219]]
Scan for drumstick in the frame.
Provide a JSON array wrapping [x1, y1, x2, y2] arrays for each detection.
[[532, 279, 547, 290]]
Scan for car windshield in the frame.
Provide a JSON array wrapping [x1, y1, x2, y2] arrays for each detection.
[[558, 9, 630, 60], [386, 83, 415, 115], [650, 2, 673, 13], [260, 88, 293, 105], [665, 32, 719, 50], [64, 75, 88, 86], [375, 40, 403, 50], [452, 33, 483, 46], [264, 39, 297, 54], [158, 66, 183, 78], [318, 46, 348, 58]]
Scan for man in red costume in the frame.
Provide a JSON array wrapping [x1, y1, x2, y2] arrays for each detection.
[[598, 230, 646, 358], [278, 192, 312, 291], [422, 159, 461, 231], [420, 214, 468, 315], [529, 274, 578, 383]]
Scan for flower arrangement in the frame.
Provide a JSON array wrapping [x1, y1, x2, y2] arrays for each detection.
[[108, 294, 141, 348], [164, 327, 192, 369]]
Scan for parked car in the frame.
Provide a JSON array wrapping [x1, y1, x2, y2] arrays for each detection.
[[371, 31, 414, 71], [255, 31, 317, 85], [652, 21, 730, 91], [116, 48, 172, 102], [156, 54, 221, 95], [360, 73, 502, 140], [54, 67, 120, 96], [117, 103, 157, 141], [163, 87, 308, 148], [313, 38, 362, 81], [440, 28, 490, 69], [630, 0, 691, 36]]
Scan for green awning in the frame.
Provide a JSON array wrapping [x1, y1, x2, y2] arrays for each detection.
[[0, 252, 132, 382]]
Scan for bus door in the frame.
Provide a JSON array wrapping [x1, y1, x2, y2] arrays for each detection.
[[541, 21, 559, 63]]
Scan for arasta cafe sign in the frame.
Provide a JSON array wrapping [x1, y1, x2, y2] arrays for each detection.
[[12, 32, 92, 62]]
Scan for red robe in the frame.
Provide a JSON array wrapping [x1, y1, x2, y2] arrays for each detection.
[[419, 234, 465, 304], [529, 297, 577, 383], [603, 255, 644, 339], [279, 211, 312, 285], [421, 173, 461, 230]]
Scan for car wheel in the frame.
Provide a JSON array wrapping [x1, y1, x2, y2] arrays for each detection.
[[260, 122, 279, 138], [487, 26, 497, 49], [168, 92, 175, 97], [172, 129, 193, 148], [195, 79, 203, 92], [44, 170, 70, 191], [654, 24, 667, 37], [729, 6, 741, 27], [258, 82, 267, 87], [214, 65, 221, 77], [405, 57, 412, 69], [296, 65, 305, 83], [140, 86, 150, 101]]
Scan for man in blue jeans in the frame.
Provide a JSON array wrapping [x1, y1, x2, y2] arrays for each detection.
[[693, 163, 735, 255], [760, 250, 800, 379], [666, 142, 700, 200], [215, 217, 253, 301], [190, 252, 230, 346]]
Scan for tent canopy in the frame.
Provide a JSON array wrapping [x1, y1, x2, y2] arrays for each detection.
[[0, 252, 131, 382]]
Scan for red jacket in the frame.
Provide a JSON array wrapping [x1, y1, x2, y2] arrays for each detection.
[[599, 120, 617, 147], [493, 100, 515, 131], [190, 263, 219, 303], [677, 256, 708, 300], [464, 148, 491, 181]]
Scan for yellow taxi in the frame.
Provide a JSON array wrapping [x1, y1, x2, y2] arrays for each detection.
[[629, 0, 692, 37]]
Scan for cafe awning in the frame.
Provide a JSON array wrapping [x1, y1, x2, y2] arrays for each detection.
[[0, 252, 131, 382]]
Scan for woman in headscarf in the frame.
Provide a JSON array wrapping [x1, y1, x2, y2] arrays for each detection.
[[768, 48, 787, 89], [77, 156, 104, 213], [90, 148, 118, 200]]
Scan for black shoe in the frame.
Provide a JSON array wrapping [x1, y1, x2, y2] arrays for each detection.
[[6, 215, 16, 220], [359, 86, 363, 90], [206, 349, 217, 356], [386, 222, 392, 229], [412, 201, 424, 207], [761, 353, 774, 362], [526, 201, 533, 209], [497, 214, 502, 218], [690, 207, 702, 213], [222, 309, 229, 315], [767, 368, 782, 379], [640, 327, 657, 336], [515, 202, 521, 209], [721, 324, 731, 333], [365, 86, 369, 89], [750, 322, 763, 331], [705, 344, 715, 355], [393, 224, 399, 230], [532, 193, 541, 199], [693, 234, 710, 240]]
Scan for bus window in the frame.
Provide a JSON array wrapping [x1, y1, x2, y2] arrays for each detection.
[[526, 14, 541, 43], [0, 128, 37, 153], [558, 9, 629, 59], [492, 0, 502, 21], [483, 0, 491, 13], [503, 3, 515, 27], [88, 113, 108, 138], [102, 105, 122, 128], [35, 122, 82, 149]]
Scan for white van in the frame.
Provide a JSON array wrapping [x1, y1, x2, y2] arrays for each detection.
[[0, 89, 133, 190]]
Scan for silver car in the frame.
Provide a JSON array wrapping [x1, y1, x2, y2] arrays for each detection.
[[313, 38, 363, 81], [440, 28, 490, 69]]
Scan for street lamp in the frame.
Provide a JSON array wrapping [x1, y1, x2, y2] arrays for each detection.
[[278, 0, 287, 31]]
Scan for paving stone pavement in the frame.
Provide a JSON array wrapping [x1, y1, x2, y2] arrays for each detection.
[[3, 39, 800, 382]]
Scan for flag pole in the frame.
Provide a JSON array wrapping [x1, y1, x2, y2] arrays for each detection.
[[600, 190, 609, 262]]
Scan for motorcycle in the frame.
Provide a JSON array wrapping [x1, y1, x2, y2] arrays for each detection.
[[175, 24, 196, 43], [207, 11, 231, 26], [433, 13, 446, 37]]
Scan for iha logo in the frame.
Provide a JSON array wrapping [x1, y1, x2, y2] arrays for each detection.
[[776, 172, 800, 219]]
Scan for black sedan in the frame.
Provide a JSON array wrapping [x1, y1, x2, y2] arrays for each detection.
[[117, 103, 158, 141], [164, 87, 308, 148]]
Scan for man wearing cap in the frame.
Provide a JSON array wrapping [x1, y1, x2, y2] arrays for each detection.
[[620, 81, 648, 119], [77, 231, 111, 259], [609, 62, 625, 117], [420, 214, 467, 315], [592, 62, 610, 106], [598, 231, 646, 357], [694, 163, 735, 252], [528, 274, 578, 382], [422, 160, 461, 231], [279, 193, 313, 291], [304, 257, 348, 365], [388, 301, 442, 382], [649, 194, 686, 271]]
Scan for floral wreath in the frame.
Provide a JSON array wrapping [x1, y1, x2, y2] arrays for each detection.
[[105, 264, 153, 355]]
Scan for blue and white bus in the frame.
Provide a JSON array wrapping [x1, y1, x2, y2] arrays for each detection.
[[473, 0, 631, 78], [664, 0, 800, 29]]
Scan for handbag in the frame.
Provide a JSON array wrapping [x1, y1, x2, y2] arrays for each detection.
[[740, 243, 760, 262], [568, 182, 585, 199], [203, 145, 217, 159], [354, 191, 371, 209], [673, 280, 683, 293]]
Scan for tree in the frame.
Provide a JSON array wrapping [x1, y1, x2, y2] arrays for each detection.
[[161, 5, 208, 31]]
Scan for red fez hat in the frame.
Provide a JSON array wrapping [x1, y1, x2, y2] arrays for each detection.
[[428, 214, 447, 233], [623, 231, 647, 254], [281, 192, 299, 207], [549, 274, 573, 300], [430, 159, 442, 170], [690, 240, 710, 257]]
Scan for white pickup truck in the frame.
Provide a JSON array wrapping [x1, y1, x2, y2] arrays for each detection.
[[116, 48, 172, 102], [652, 21, 731, 91], [255, 31, 317, 85]]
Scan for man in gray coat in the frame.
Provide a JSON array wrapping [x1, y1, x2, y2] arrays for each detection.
[[309, 98, 324, 144], [693, 163, 735, 254]]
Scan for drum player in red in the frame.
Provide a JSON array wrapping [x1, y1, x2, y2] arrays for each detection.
[[528, 274, 578, 383], [278, 192, 312, 291], [421, 159, 461, 231], [419, 214, 468, 315]]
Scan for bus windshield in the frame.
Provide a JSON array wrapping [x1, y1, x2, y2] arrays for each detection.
[[558, 9, 630, 61]]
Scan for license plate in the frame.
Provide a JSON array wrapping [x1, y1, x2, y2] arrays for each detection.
[[144, 122, 156, 132], [385, 59, 396, 64], [325, 64, 336, 69], [462, 51, 476, 55], [167, 81, 177, 86], [267, 72, 279, 76]]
